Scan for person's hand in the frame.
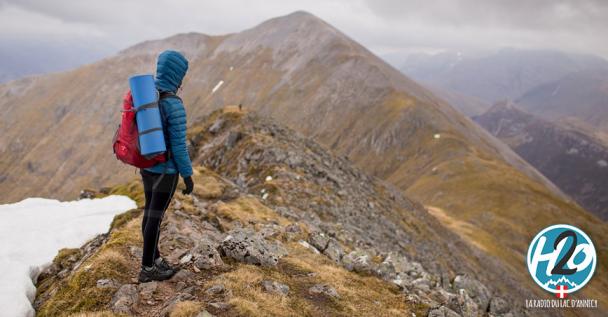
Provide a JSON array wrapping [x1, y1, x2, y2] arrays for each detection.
[[182, 176, 194, 195]]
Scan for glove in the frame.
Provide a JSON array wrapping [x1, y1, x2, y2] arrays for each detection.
[[182, 176, 194, 195]]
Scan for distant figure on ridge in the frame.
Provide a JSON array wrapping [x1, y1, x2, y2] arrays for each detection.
[[138, 50, 194, 283]]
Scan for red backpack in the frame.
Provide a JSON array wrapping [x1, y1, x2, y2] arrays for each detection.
[[112, 90, 168, 168]]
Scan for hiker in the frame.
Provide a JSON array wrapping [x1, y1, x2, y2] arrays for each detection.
[[139, 50, 194, 283]]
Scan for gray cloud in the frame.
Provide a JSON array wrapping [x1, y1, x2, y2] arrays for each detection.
[[365, 0, 608, 31], [0, 0, 606, 67]]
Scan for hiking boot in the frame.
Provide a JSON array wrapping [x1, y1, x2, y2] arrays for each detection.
[[155, 257, 175, 273], [138, 264, 176, 283]]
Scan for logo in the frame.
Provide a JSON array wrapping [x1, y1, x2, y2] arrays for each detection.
[[527, 224, 596, 298]]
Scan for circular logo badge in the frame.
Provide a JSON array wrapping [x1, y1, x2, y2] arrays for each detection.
[[527, 224, 596, 297]]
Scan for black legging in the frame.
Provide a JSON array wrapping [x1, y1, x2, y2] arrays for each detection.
[[140, 169, 179, 267]]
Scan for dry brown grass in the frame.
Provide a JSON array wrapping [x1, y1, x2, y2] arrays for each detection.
[[207, 241, 418, 317], [214, 196, 291, 226], [68, 311, 122, 317], [191, 167, 226, 200], [108, 181, 145, 208], [37, 210, 141, 317], [408, 155, 608, 306], [169, 301, 203, 317]]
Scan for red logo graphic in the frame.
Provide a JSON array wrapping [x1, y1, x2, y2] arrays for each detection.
[[556, 285, 568, 299]]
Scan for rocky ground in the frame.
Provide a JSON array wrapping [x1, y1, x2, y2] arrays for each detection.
[[35, 108, 521, 317]]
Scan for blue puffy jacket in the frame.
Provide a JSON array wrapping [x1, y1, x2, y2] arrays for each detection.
[[144, 50, 193, 177]]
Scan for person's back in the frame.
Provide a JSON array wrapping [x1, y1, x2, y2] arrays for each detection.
[[138, 50, 194, 283]]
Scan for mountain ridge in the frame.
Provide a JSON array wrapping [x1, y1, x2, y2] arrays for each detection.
[[475, 101, 608, 220], [515, 68, 608, 144], [400, 48, 608, 114]]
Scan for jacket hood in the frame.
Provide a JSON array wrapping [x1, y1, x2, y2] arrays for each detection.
[[155, 50, 189, 93]]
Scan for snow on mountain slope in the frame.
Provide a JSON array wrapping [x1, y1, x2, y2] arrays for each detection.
[[0, 195, 135, 317]]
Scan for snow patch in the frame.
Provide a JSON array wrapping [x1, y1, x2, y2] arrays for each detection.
[[566, 148, 579, 155], [0, 196, 136, 317], [211, 80, 224, 93]]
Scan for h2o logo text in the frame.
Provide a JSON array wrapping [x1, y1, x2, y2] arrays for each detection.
[[527, 224, 596, 297]]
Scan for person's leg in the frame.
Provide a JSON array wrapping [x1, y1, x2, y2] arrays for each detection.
[[141, 172, 179, 267], [141, 170, 163, 259], [141, 170, 154, 244], [153, 174, 179, 261]]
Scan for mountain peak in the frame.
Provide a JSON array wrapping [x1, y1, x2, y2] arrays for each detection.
[[266, 10, 328, 28], [211, 10, 355, 69], [283, 10, 318, 20], [486, 99, 520, 113]]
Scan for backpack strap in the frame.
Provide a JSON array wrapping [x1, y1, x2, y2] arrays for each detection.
[[151, 90, 181, 190], [157, 90, 181, 158], [159, 90, 182, 102]]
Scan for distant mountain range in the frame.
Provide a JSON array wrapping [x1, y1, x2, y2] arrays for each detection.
[[1, 11, 606, 314], [475, 101, 608, 220], [516, 69, 608, 144], [0, 38, 112, 83], [401, 48, 608, 115], [402, 48, 608, 221]]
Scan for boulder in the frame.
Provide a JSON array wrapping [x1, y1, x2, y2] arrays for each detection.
[[298, 240, 320, 254], [341, 250, 374, 273], [453, 274, 491, 312], [283, 223, 303, 241], [489, 296, 510, 315], [323, 240, 344, 263], [308, 284, 339, 299], [205, 284, 226, 296], [111, 284, 139, 315], [426, 288, 461, 313], [220, 228, 285, 267], [138, 281, 158, 300], [208, 302, 231, 310], [96, 278, 119, 289], [192, 239, 224, 270], [171, 270, 196, 283], [284, 223, 302, 233], [308, 231, 330, 251], [79, 189, 96, 199], [259, 223, 282, 239], [427, 305, 461, 317], [225, 131, 242, 149], [261, 279, 290, 296], [456, 289, 480, 317], [412, 277, 433, 292]]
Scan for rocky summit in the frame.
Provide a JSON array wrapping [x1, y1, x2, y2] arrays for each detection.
[[35, 108, 521, 317]]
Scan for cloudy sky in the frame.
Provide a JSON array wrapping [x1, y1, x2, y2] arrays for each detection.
[[0, 0, 606, 75]]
